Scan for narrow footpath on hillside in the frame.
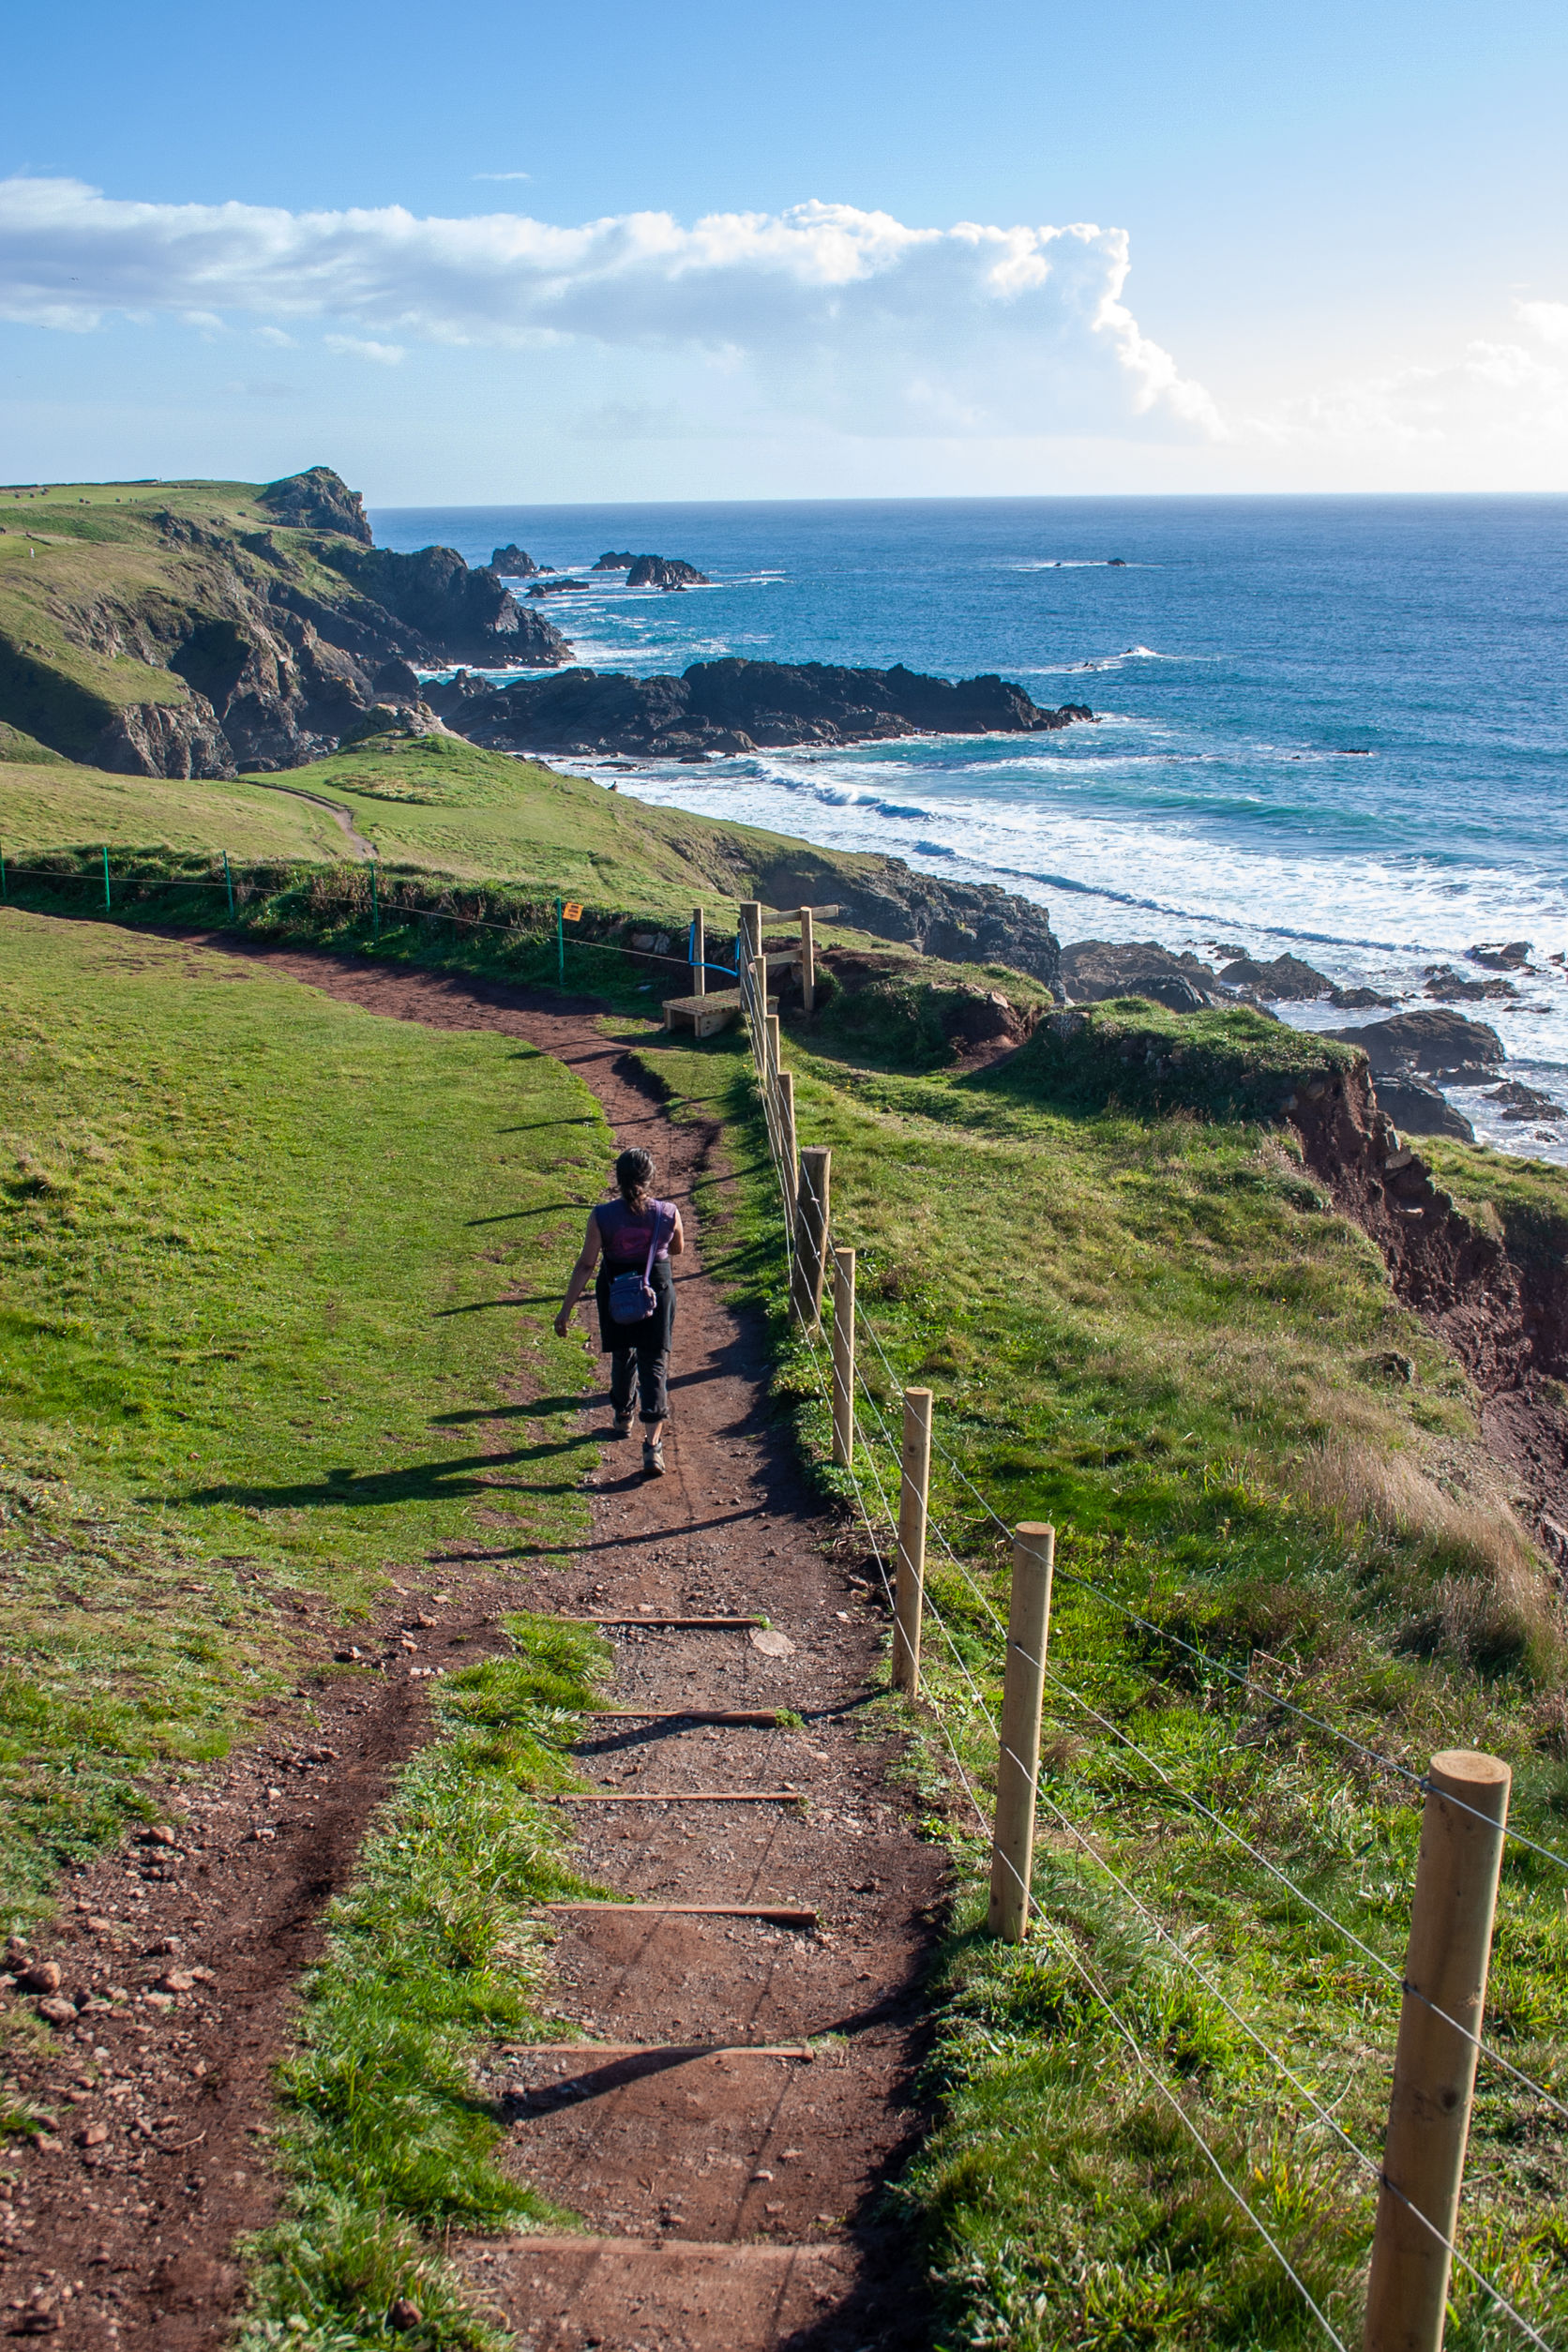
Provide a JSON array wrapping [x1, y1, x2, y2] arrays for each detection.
[[243, 950, 945, 2352]]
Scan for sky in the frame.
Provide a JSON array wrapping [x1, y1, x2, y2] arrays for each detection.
[[3, 0, 1566, 502]]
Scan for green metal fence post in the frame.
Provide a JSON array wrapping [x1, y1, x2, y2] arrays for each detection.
[[102, 844, 112, 912], [0, 846, 7, 905], [371, 860, 380, 941], [223, 849, 234, 919], [556, 897, 565, 985]]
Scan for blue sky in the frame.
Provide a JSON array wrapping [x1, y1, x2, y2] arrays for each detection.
[[4, 0, 1565, 499]]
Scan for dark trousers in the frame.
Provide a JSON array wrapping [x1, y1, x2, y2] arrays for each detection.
[[610, 1329, 671, 1423]]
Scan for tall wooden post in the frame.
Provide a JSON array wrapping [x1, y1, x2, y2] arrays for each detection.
[[893, 1388, 932, 1696], [739, 900, 761, 967], [831, 1247, 855, 1467], [691, 905, 705, 998], [791, 1146, 831, 1332], [778, 1070, 798, 1218], [988, 1525, 1054, 1942], [763, 1012, 781, 1090], [1363, 1749, 1512, 2352], [800, 907, 816, 1015]]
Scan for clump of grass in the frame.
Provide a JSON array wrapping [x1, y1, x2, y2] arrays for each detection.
[[242, 1614, 608, 2352]]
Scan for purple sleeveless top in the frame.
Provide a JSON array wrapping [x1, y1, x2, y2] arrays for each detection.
[[596, 1196, 674, 1265]]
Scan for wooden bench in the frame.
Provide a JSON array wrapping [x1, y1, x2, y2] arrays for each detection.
[[663, 988, 777, 1040]]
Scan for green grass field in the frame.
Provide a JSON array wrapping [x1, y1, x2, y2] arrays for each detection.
[[0, 909, 617, 1916], [628, 995, 1568, 2351]]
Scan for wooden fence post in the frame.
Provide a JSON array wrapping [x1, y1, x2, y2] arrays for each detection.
[[1363, 1749, 1512, 2352], [893, 1388, 933, 1696], [791, 1146, 831, 1332], [739, 900, 761, 967], [801, 907, 816, 1014], [763, 1011, 782, 1091], [691, 905, 705, 998], [831, 1247, 855, 1467], [987, 1524, 1054, 1941], [778, 1069, 798, 1217]]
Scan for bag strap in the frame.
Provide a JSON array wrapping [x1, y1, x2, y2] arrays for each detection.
[[642, 1202, 671, 1282]]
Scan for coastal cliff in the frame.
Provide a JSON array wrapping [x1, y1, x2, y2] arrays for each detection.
[[0, 469, 568, 778]]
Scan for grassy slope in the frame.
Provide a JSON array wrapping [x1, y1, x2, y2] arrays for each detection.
[[0, 908, 641, 2344], [0, 909, 617, 1902], [626, 995, 1568, 2351], [0, 727, 943, 928]]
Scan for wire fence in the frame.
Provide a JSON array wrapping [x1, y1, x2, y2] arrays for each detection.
[[730, 913, 1565, 2352]]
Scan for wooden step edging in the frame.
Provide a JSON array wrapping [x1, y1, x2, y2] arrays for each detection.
[[507, 2042, 815, 2060], [584, 1709, 785, 1726], [568, 1614, 767, 1629], [542, 1901, 817, 1928], [552, 1789, 806, 1804]]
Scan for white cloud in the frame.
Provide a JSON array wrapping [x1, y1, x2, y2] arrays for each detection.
[[255, 324, 296, 347], [473, 171, 532, 183], [324, 333, 405, 365], [0, 175, 1217, 439], [1247, 304, 1568, 456], [1517, 299, 1568, 350]]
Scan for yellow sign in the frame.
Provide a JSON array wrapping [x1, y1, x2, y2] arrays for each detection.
[[562, 901, 583, 922]]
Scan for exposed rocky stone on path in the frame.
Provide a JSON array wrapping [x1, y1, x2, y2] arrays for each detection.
[[1325, 1007, 1505, 1079], [425, 657, 1095, 761]]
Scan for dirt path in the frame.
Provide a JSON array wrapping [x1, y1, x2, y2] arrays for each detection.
[[242, 777, 376, 858], [4, 944, 942, 2352]]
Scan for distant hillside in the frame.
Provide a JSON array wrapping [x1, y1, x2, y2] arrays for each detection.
[[0, 467, 568, 779]]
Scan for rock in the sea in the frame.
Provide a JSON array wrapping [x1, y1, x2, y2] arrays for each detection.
[[626, 554, 711, 589], [490, 544, 538, 575], [1332, 985, 1395, 1010], [1327, 1009, 1504, 1078], [423, 657, 1095, 760], [1062, 940, 1224, 1015], [1467, 941, 1533, 970], [1485, 1080, 1566, 1123], [257, 465, 373, 544], [1424, 964, 1516, 1003], [526, 579, 592, 596], [1219, 952, 1334, 1001], [592, 550, 637, 570], [1371, 1075, 1476, 1141]]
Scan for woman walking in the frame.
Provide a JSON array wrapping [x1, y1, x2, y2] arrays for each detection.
[[554, 1147, 685, 1477]]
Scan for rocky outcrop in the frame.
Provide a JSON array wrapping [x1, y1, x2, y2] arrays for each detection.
[[626, 555, 710, 589], [1371, 1075, 1476, 1141], [1484, 1081, 1565, 1124], [490, 544, 539, 575], [0, 467, 580, 777], [1060, 940, 1228, 1014], [821, 864, 1063, 985], [1325, 1009, 1504, 1079], [527, 580, 591, 596], [425, 658, 1095, 760], [257, 466, 372, 544], [1424, 964, 1516, 1003], [318, 545, 570, 669], [593, 551, 636, 570]]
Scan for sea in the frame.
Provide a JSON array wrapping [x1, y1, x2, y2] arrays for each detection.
[[370, 497, 1568, 1163]]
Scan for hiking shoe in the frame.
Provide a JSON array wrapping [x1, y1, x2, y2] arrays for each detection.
[[611, 1411, 635, 1440], [642, 1438, 666, 1478]]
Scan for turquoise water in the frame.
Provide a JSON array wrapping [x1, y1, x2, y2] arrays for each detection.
[[372, 497, 1568, 1153]]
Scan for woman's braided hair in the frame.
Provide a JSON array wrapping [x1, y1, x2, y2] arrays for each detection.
[[615, 1148, 656, 1213]]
